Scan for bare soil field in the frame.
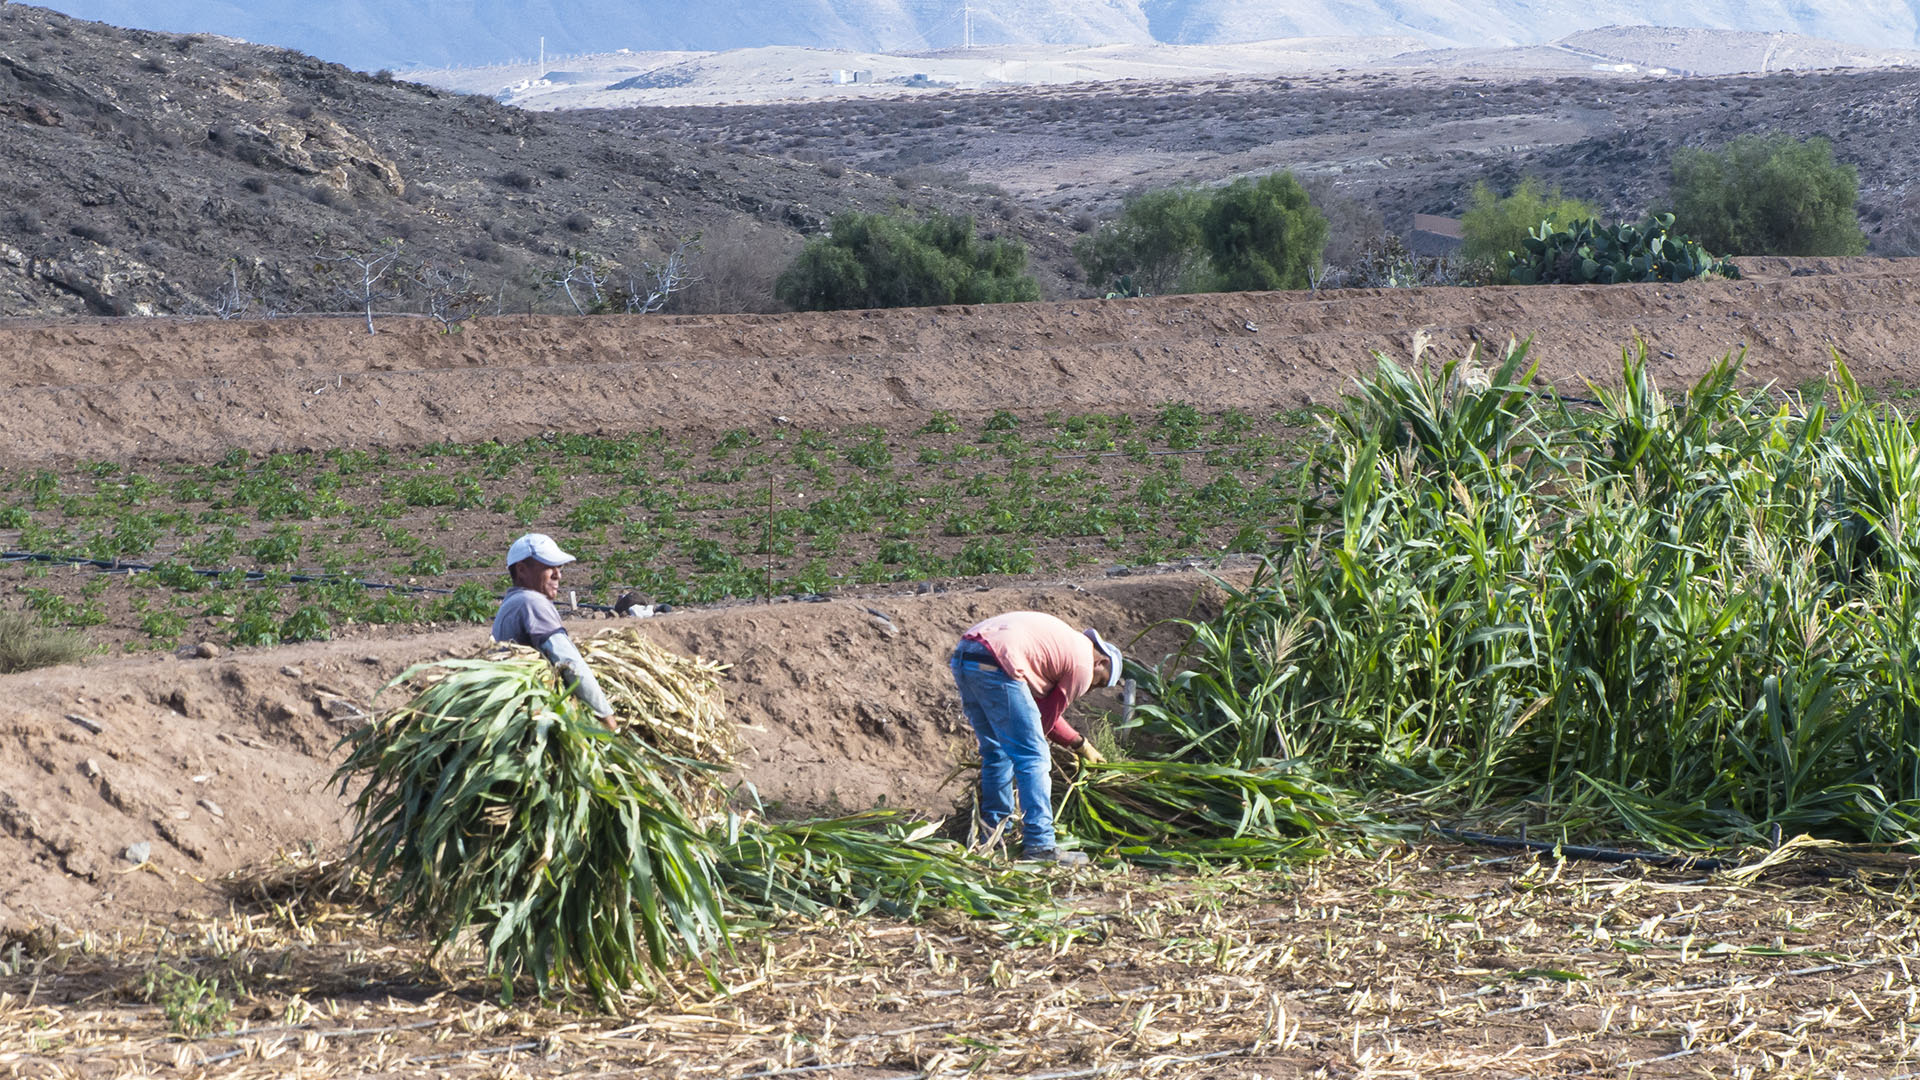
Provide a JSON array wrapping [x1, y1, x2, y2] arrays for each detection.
[[4, 256, 1916, 466], [6, 267, 1920, 1077]]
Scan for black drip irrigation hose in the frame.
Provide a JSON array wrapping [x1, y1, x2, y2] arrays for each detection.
[[1431, 826, 1730, 872], [0, 549, 623, 614]]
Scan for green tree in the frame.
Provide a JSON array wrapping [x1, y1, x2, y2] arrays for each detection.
[[775, 211, 1041, 311], [1668, 134, 1866, 256], [1459, 179, 1600, 281], [1072, 186, 1212, 295], [1199, 172, 1329, 292]]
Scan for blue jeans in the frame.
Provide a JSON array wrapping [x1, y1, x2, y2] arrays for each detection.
[[950, 642, 1057, 853]]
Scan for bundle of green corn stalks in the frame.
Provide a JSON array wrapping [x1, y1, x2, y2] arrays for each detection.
[[1055, 759, 1385, 868], [477, 629, 736, 811], [335, 658, 726, 1003], [717, 809, 1066, 935]]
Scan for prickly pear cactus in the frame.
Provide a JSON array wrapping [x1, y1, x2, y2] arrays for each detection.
[[1506, 214, 1737, 286]]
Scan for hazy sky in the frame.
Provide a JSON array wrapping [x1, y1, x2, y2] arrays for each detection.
[[22, 0, 1920, 72]]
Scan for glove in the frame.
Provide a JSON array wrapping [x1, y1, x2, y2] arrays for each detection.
[[1073, 740, 1105, 765]]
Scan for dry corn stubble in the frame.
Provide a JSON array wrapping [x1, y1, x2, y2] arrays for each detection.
[[4, 843, 1916, 1077]]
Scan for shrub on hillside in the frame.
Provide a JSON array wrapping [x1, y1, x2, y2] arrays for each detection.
[[669, 219, 800, 315], [1320, 235, 1482, 290], [1459, 179, 1601, 283], [1299, 175, 1386, 275], [1071, 186, 1212, 296], [774, 211, 1040, 311], [1668, 134, 1867, 256], [1074, 172, 1329, 296], [0, 608, 91, 673], [1200, 171, 1329, 292]]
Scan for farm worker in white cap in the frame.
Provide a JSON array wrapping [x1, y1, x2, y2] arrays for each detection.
[[950, 611, 1122, 866], [492, 532, 617, 727]]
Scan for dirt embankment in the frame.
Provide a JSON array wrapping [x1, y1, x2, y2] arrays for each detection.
[[0, 573, 1223, 936], [4, 258, 1919, 465]]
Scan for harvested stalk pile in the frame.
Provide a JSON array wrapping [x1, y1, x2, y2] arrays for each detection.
[[1055, 759, 1382, 868], [481, 628, 737, 764], [716, 809, 1062, 932], [579, 629, 739, 762], [335, 653, 727, 1002], [486, 628, 736, 809]]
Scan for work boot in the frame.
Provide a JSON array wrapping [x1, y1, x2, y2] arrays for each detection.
[[1022, 848, 1089, 867]]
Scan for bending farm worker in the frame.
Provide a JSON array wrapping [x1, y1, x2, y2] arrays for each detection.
[[950, 610, 1122, 867], [492, 532, 617, 727]]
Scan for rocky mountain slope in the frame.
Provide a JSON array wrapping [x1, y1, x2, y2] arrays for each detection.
[[6, 2, 1920, 320], [627, 64, 1920, 257], [0, 5, 1070, 318], [25, 0, 1920, 73]]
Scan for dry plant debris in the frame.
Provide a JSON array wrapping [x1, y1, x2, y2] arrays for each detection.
[[3, 844, 1915, 1078]]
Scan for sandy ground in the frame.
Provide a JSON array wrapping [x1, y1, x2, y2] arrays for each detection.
[[4, 256, 1918, 467]]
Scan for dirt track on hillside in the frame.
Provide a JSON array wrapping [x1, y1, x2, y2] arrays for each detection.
[[4, 256, 1918, 465]]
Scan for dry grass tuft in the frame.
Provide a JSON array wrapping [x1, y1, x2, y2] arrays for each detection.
[[0, 606, 91, 673]]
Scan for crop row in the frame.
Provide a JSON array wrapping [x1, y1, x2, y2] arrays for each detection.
[[0, 405, 1317, 651]]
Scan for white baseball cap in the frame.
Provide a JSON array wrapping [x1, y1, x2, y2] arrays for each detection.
[[506, 533, 576, 568], [1084, 628, 1123, 688]]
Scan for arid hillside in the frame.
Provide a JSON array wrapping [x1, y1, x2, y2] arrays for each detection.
[[0, 5, 1071, 319], [628, 64, 1920, 252], [7, 3, 1920, 326]]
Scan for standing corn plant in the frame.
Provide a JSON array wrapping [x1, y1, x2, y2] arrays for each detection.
[[1132, 341, 1920, 851]]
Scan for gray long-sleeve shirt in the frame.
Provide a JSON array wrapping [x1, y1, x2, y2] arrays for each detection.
[[492, 588, 614, 719]]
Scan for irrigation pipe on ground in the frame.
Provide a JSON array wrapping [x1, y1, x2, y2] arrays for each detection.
[[1430, 827, 1730, 872]]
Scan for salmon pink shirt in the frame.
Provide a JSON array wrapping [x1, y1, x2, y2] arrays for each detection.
[[961, 611, 1096, 745]]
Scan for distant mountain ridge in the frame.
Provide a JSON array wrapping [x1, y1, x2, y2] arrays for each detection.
[[26, 0, 1920, 72]]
